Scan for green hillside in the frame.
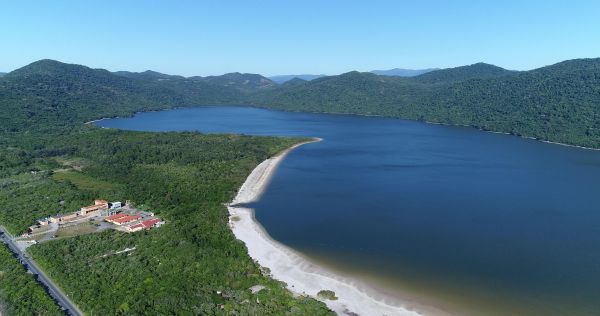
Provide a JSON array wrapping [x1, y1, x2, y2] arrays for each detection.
[[0, 60, 331, 315], [0, 59, 244, 133], [113, 69, 185, 81], [253, 59, 600, 147], [199, 72, 277, 91], [413, 62, 516, 83], [3, 58, 600, 147]]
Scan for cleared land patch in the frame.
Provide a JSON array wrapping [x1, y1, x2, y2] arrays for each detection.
[[52, 170, 116, 192]]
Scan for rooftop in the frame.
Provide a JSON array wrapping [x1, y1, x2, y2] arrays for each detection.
[[113, 215, 141, 224], [142, 218, 161, 227], [105, 213, 127, 221], [129, 223, 144, 230]]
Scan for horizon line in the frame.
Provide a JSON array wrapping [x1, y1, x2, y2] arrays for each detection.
[[3, 56, 599, 78]]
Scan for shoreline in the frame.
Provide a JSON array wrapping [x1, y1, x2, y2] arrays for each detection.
[[424, 120, 600, 151], [86, 105, 600, 152], [227, 138, 446, 316]]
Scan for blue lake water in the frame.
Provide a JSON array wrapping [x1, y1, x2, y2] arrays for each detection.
[[98, 106, 600, 316]]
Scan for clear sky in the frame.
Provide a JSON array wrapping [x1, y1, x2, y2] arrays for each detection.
[[1, 0, 599, 76]]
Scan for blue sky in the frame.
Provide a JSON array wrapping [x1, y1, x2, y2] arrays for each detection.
[[1, 1, 599, 76]]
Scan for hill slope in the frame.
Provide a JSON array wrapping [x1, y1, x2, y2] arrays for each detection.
[[0, 59, 332, 315], [0, 60, 244, 132], [269, 74, 325, 83], [192, 72, 276, 91], [413, 63, 516, 83], [113, 70, 185, 81], [251, 59, 600, 147], [3, 58, 600, 147]]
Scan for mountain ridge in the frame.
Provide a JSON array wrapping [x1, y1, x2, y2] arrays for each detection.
[[413, 62, 517, 83], [4, 57, 600, 147], [370, 68, 438, 77], [269, 74, 326, 83]]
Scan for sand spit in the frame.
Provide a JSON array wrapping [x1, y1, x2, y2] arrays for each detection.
[[228, 138, 437, 316]]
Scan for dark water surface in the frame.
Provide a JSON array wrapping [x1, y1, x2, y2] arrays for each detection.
[[98, 106, 600, 316]]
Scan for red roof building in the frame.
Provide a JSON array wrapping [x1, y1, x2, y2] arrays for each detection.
[[124, 217, 163, 233], [105, 213, 127, 222], [113, 215, 141, 225], [127, 223, 145, 232], [142, 218, 161, 228]]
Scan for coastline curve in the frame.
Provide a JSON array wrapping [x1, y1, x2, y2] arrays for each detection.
[[227, 137, 445, 316]]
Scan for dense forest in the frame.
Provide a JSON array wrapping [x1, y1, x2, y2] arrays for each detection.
[[1, 57, 600, 314], [0, 244, 63, 315], [251, 59, 600, 148], [4, 58, 600, 147], [22, 131, 329, 314], [0, 61, 331, 314]]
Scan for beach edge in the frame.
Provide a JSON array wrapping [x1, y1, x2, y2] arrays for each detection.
[[227, 137, 437, 316]]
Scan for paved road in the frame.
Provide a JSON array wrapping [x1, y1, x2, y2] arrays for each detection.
[[0, 226, 83, 316]]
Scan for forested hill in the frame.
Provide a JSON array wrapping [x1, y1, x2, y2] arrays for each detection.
[[3, 58, 600, 147], [413, 62, 516, 83], [253, 59, 600, 148], [370, 68, 438, 77], [0, 60, 332, 315], [115, 70, 276, 91], [113, 69, 185, 81], [0, 60, 245, 133]]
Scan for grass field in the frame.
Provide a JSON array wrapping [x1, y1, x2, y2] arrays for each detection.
[[56, 222, 99, 238], [52, 170, 116, 192]]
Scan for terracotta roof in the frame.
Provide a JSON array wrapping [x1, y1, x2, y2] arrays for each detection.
[[113, 215, 141, 224], [105, 213, 127, 221], [129, 223, 144, 230], [142, 218, 161, 228]]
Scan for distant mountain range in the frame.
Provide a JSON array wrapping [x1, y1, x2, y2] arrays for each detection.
[[269, 68, 439, 83], [3, 58, 600, 148], [0, 72, 6, 77], [113, 70, 184, 81], [369, 68, 438, 77], [269, 74, 326, 83], [116, 70, 276, 90], [196, 72, 276, 90]]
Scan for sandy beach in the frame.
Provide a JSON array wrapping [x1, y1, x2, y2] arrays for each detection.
[[228, 138, 438, 316]]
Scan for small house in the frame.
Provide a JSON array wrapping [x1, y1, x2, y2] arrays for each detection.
[[110, 201, 123, 209]]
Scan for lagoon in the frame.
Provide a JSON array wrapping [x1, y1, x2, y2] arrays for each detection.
[[98, 106, 600, 315]]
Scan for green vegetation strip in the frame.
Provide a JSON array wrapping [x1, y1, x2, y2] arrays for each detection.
[[0, 243, 62, 316], [4, 129, 330, 315]]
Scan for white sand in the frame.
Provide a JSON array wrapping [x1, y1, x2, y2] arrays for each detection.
[[228, 138, 436, 316]]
